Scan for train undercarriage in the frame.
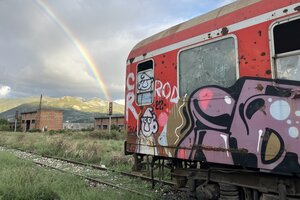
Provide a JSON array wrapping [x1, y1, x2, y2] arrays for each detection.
[[132, 153, 300, 200]]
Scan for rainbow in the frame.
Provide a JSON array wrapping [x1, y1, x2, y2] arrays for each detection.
[[33, 0, 111, 101]]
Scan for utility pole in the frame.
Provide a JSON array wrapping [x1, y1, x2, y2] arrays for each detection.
[[14, 110, 18, 132], [108, 101, 113, 133], [39, 94, 42, 131], [39, 94, 42, 110]]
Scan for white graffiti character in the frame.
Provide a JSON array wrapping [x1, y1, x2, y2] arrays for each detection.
[[137, 72, 154, 92], [140, 107, 158, 137]]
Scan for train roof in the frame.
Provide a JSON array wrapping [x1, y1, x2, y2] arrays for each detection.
[[132, 0, 260, 52]]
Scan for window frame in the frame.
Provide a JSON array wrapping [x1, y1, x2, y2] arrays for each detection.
[[135, 59, 155, 106], [269, 15, 300, 79], [177, 35, 239, 97]]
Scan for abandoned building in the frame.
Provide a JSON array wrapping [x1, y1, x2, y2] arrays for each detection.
[[21, 109, 63, 131], [94, 115, 124, 131]]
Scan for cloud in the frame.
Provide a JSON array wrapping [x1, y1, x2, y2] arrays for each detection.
[[216, 0, 237, 8], [0, 86, 11, 98], [0, 0, 236, 100], [114, 99, 125, 105]]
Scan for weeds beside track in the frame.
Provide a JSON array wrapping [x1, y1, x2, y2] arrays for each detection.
[[0, 146, 176, 199]]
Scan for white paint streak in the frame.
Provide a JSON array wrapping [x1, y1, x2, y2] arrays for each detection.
[[257, 129, 263, 152], [220, 134, 229, 157]]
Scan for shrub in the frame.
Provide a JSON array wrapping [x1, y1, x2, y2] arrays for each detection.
[[0, 119, 9, 131], [57, 129, 66, 134], [28, 129, 41, 133], [49, 130, 56, 135], [111, 124, 120, 131], [81, 128, 95, 132], [0, 119, 8, 125], [48, 130, 66, 135]]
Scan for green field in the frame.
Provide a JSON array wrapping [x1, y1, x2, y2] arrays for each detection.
[[0, 151, 143, 200], [0, 130, 130, 170]]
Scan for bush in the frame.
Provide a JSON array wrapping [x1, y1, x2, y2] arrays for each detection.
[[111, 124, 120, 131], [0, 119, 9, 131], [0, 119, 8, 125], [81, 128, 95, 132], [28, 129, 41, 133], [48, 130, 66, 135], [57, 129, 66, 134]]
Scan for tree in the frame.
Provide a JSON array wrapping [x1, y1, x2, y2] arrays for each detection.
[[0, 118, 9, 131]]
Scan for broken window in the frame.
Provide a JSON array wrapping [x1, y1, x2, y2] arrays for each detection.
[[179, 37, 237, 96], [273, 18, 300, 80], [136, 60, 154, 105]]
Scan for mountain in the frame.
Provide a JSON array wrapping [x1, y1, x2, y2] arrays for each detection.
[[0, 96, 40, 113], [0, 96, 124, 123]]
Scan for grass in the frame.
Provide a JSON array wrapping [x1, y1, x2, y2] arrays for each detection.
[[0, 131, 175, 199], [0, 151, 143, 200], [0, 130, 131, 170]]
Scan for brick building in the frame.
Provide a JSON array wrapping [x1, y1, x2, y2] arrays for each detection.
[[21, 109, 63, 131], [94, 115, 124, 131]]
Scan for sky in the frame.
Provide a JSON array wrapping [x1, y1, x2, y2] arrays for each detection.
[[0, 0, 235, 103]]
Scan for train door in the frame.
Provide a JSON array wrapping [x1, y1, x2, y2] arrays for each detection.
[[135, 60, 157, 155], [136, 60, 154, 106]]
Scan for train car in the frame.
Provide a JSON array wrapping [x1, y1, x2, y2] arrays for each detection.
[[125, 0, 300, 199]]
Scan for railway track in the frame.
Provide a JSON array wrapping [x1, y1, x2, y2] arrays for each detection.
[[0, 146, 176, 199], [10, 146, 175, 186], [34, 160, 153, 198], [40, 152, 175, 186]]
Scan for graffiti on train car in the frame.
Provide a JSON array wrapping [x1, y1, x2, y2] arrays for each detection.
[[163, 77, 300, 172], [127, 73, 300, 171], [137, 72, 154, 92], [140, 107, 158, 137], [126, 72, 138, 121], [155, 80, 179, 103], [137, 107, 159, 155]]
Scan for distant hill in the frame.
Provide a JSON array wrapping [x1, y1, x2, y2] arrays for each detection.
[[0, 96, 124, 123]]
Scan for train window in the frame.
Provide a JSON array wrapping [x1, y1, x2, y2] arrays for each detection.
[[273, 18, 300, 81], [136, 60, 154, 105], [179, 37, 237, 96]]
